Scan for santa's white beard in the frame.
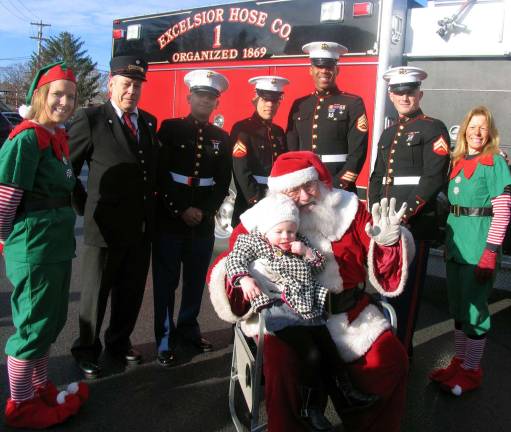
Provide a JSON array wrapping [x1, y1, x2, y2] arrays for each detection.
[[299, 185, 342, 241]]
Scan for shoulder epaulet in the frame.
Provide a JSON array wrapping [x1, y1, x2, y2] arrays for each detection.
[[338, 90, 362, 101], [8, 120, 52, 150]]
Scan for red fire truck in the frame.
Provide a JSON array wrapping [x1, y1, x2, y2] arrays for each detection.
[[111, 0, 511, 235]]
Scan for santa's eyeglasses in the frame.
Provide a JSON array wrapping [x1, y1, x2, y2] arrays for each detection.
[[285, 180, 318, 198]]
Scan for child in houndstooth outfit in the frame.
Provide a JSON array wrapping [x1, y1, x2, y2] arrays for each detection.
[[225, 193, 377, 431]]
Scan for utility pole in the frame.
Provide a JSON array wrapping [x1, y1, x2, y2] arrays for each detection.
[[30, 20, 51, 63]]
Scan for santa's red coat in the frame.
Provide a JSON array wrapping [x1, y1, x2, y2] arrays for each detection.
[[208, 190, 413, 431]]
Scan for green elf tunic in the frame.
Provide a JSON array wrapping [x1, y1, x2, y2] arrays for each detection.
[[445, 153, 511, 336], [0, 121, 76, 359]]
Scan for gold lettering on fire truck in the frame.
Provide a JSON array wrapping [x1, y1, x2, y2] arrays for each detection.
[[157, 6, 292, 50]]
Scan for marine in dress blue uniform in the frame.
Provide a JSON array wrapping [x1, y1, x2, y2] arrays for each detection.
[[286, 42, 369, 193], [231, 76, 289, 226], [369, 67, 450, 357], [153, 70, 232, 366]]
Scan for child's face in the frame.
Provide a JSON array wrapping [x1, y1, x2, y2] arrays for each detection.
[[265, 221, 297, 251]]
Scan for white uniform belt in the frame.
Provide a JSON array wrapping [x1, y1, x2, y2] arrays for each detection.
[[321, 154, 348, 163], [382, 176, 421, 185], [253, 175, 268, 184], [169, 171, 215, 187]]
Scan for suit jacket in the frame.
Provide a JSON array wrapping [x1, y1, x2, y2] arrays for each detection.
[[68, 101, 159, 247], [368, 109, 450, 241], [286, 87, 368, 189], [230, 113, 287, 226], [156, 114, 232, 238]]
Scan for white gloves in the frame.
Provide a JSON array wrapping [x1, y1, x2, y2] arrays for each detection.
[[365, 198, 407, 246]]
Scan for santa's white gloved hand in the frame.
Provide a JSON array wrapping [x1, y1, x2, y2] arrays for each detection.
[[365, 197, 407, 246]]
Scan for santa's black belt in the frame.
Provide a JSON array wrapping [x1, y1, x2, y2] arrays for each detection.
[[19, 195, 72, 213], [327, 284, 365, 314], [449, 205, 493, 217]]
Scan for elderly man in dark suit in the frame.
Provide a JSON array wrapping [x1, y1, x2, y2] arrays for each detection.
[[68, 55, 159, 378]]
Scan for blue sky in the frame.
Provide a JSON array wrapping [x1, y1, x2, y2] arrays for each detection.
[[0, 0, 238, 72]]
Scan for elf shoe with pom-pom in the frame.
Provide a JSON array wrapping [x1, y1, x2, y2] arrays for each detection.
[[440, 367, 483, 396], [4, 394, 80, 429], [429, 357, 462, 383]]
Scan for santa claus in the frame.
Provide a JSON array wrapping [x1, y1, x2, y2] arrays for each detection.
[[208, 151, 414, 432]]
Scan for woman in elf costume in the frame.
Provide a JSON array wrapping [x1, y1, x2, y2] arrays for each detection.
[[0, 62, 88, 428], [430, 106, 511, 396]]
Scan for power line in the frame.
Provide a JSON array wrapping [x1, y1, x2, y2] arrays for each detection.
[[7, 0, 31, 21], [0, 1, 29, 22], [16, 0, 36, 18]]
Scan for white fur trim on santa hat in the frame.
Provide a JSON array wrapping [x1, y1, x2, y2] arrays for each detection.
[[367, 226, 415, 298], [208, 256, 254, 324], [326, 304, 390, 363], [268, 166, 318, 192]]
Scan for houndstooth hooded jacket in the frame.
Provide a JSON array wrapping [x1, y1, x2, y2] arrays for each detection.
[[225, 231, 329, 319]]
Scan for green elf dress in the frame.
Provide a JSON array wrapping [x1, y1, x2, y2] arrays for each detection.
[[445, 153, 511, 336], [0, 121, 76, 359]]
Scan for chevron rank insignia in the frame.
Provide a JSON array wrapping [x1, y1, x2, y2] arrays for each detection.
[[356, 114, 368, 132], [433, 136, 449, 156], [232, 141, 247, 158]]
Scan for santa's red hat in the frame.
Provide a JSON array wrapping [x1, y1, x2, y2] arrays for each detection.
[[267, 151, 332, 192]]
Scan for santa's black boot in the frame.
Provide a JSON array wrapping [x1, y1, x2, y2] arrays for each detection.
[[300, 386, 333, 432], [333, 371, 380, 413]]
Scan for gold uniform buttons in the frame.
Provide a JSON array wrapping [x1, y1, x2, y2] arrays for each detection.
[[312, 145, 317, 149], [312, 134, 318, 139], [195, 162, 200, 167], [319, 98, 324, 102], [198, 145, 203, 149], [199, 136, 204, 141], [199, 129, 203, 133], [197, 154, 202, 158], [313, 124, 318, 129], [181, 145, 185, 149], [397, 133, 401, 137], [400, 125, 404, 130], [390, 159, 394, 163], [194, 170, 199, 175], [393, 140, 398, 144], [391, 149, 396, 154], [314, 115, 319, 119], [388, 168, 393, 173]]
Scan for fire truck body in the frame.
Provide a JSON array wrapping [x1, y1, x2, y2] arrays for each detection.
[[404, 0, 511, 156], [112, 0, 421, 196], [112, 0, 511, 192]]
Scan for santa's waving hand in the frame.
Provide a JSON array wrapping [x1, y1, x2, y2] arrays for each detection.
[[365, 197, 408, 246]]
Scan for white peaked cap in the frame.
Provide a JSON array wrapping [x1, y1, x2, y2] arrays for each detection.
[[383, 66, 428, 90], [184, 69, 229, 96], [248, 76, 289, 93], [302, 41, 348, 60]]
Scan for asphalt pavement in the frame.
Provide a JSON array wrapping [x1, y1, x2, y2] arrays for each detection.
[[1, 219, 511, 432]]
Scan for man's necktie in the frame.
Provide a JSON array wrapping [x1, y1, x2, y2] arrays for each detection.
[[123, 112, 137, 138]]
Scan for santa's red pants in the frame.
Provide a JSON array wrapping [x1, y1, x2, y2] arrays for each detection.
[[263, 330, 408, 432]]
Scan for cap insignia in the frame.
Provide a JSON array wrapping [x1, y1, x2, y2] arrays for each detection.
[[321, 43, 329, 50], [127, 65, 144, 73]]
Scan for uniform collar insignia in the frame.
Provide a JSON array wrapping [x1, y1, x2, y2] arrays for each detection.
[[211, 139, 221, 150]]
